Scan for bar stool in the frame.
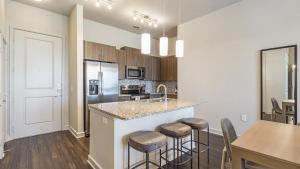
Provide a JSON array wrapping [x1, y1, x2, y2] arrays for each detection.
[[159, 122, 193, 168], [128, 131, 167, 169], [181, 118, 210, 169]]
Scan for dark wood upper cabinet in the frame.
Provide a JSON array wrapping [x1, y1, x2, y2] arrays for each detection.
[[160, 56, 177, 81], [142, 55, 161, 81], [152, 56, 161, 81], [144, 55, 152, 80], [121, 47, 145, 67], [84, 41, 99, 61], [85, 42, 176, 81], [116, 49, 126, 80], [84, 41, 117, 63]]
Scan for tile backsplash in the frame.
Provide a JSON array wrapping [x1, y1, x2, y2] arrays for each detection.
[[119, 79, 177, 94]]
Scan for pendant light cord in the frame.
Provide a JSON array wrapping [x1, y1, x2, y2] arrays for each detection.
[[178, 0, 182, 25], [162, 0, 166, 37]]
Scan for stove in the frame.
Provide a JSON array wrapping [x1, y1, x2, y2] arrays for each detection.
[[120, 85, 150, 100]]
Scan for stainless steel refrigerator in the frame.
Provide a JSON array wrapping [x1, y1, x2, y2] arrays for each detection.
[[84, 61, 119, 137]]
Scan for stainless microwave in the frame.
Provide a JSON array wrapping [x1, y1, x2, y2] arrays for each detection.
[[126, 66, 145, 79]]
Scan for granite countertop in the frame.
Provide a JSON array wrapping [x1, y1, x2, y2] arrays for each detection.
[[89, 98, 195, 120]]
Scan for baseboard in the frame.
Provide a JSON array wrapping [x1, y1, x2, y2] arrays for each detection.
[[0, 141, 4, 159], [209, 128, 223, 136], [64, 124, 70, 130], [0, 152, 3, 159], [87, 155, 103, 169], [69, 126, 85, 139]]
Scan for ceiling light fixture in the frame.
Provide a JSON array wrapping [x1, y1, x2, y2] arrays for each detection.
[[176, 0, 184, 58], [160, 0, 168, 56], [132, 11, 158, 28], [91, 0, 113, 10], [96, 0, 100, 7]]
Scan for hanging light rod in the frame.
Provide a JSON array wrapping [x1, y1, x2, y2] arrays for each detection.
[[85, 0, 113, 10], [133, 11, 159, 28]]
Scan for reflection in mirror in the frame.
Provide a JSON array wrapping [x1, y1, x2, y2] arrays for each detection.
[[261, 45, 297, 124]]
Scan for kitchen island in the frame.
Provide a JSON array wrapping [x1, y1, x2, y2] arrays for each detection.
[[87, 98, 196, 169]]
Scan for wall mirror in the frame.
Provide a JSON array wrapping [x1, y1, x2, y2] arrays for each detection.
[[261, 45, 297, 124]]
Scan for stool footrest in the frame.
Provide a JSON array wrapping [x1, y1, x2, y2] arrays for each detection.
[[160, 147, 192, 166], [182, 145, 209, 154], [182, 140, 209, 147], [130, 160, 161, 169]]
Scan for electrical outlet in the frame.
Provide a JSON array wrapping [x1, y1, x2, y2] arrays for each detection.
[[241, 114, 247, 122]]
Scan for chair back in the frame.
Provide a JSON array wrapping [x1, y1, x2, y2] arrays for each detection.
[[221, 118, 237, 160], [271, 98, 282, 113]]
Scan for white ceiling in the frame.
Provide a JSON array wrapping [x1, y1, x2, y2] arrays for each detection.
[[12, 0, 241, 38]]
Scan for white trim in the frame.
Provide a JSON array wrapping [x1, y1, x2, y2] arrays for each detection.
[[87, 155, 103, 169], [0, 140, 3, 159], [209, 127, 223, 136], [69, 126, 85, 138], [0, 152, 3, 160]]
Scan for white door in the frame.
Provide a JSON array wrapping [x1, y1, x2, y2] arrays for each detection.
[[13, 29, 62, 139], [0, 33, 5, 158]]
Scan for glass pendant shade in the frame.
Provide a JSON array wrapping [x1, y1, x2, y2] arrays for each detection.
[[141, 33, 151, 54], [160, 37, 168, 56], [176, 40, 184, 58]]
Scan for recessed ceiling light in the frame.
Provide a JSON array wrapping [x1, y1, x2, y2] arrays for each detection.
[[34, 0, 43, 2]]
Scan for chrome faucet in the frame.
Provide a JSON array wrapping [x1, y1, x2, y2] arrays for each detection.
[[156, 84, 168, 100]]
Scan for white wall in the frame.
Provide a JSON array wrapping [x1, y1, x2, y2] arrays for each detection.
[[69, 4, 84, 137], [84, 19, 159, 56], [0, 0, 6, 160], [168, 37, 177, 56], [178, 0, 300, 135], [6, 1, 69, 138]]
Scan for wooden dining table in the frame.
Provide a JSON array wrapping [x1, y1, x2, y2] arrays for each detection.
[[232, 121, 300, 169]]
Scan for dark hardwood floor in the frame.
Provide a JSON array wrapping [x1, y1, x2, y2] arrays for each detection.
[[0, 131, 224, 169]]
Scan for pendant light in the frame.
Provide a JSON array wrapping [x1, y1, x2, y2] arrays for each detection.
[[160, 0, 168, 56], [141, 33, 151, 54], [176, 0, 184, 58]]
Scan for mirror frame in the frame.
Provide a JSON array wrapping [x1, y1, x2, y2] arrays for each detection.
[[260, 45, 298, 124]]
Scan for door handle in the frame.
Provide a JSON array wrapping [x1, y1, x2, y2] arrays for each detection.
[[56, 84, 62, 97], [100, 72, 103, 95]]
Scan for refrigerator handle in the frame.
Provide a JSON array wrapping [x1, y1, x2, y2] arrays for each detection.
[[99, 72, 103, 95]]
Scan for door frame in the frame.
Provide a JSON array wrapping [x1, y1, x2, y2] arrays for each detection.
[[7, 26, 68, 140]]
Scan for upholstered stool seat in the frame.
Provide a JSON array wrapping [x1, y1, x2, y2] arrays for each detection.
[[159, 122, 193, 168], [127, 130, 167, 169], [181, 118, 209, 129], [180, 117, 210, 169], [159, 122, 192, 138], [128, 131, 167, 153]]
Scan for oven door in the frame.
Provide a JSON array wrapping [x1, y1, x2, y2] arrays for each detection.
[[126, 66, 145, 79]]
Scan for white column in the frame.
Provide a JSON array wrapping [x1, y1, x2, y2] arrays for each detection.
[[68, 4, 85, 137]]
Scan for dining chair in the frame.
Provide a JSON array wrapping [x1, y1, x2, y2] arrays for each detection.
[[220, 118, 269, 169], [271, 98, 294, 123]]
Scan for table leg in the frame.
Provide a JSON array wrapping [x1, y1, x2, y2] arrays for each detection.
[[282, 103, 287, 123], [232, 149, 245, 169]]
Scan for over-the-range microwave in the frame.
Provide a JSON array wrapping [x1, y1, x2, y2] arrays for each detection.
[[126, 66, 145, 79]]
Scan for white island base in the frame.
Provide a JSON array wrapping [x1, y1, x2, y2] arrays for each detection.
[[88, 106, 194, 169]]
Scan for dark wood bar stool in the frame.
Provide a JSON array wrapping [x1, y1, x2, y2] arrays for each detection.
[[127, 131, 167, 169], [159, 122, 193, 168], [181, 118, 210, 169]]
